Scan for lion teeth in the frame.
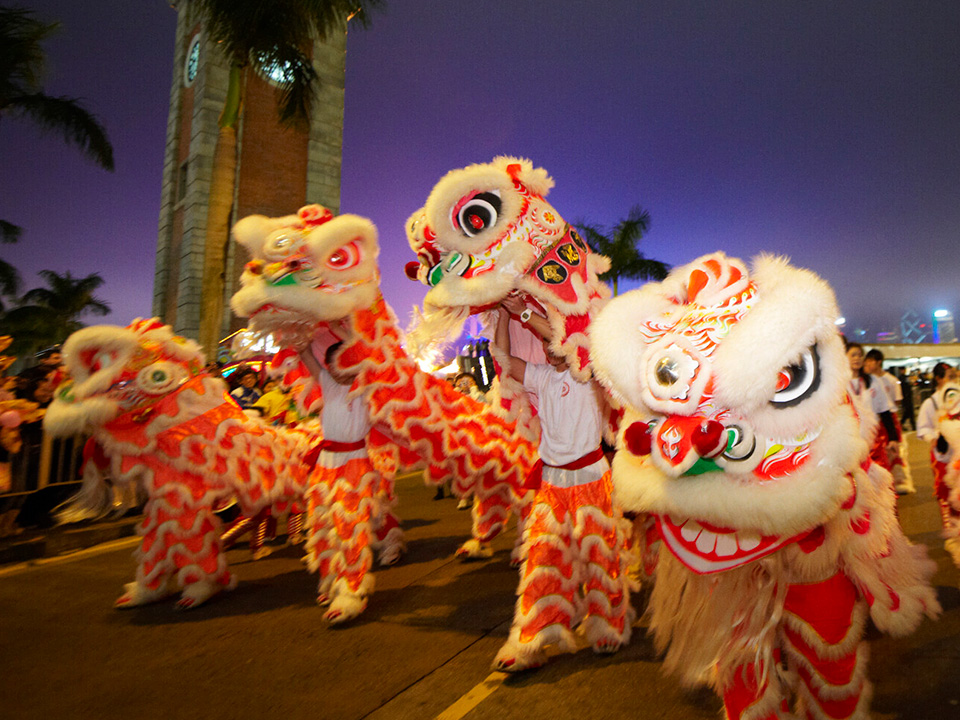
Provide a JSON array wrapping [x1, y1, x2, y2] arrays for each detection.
[[714, 533, 738, 557], [695, 530, 717, 554], [680, 522, 701, 542]]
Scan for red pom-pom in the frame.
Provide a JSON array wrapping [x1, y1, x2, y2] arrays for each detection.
[[623, 421, 652, 456], [404, 261, 421, 281], [692, 419, 725, 458]]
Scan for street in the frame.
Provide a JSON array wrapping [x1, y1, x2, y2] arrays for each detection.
[[1, 435, 958, 720]]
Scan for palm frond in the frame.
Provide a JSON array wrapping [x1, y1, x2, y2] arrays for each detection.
[[0, 257, 21, 296], [0, 219, 22, 244], [195, 0, 383, 124], [6, 93, 114, 170], [296, 0, 385, 36], [578, 206, 667, 294], [613, 205, 651, 246], [257, 45, 317, 126], [19, 270, 109, 321], [575, 222, 613, 256], [0, 7, 60, 98], [602, 255, 670, 283]]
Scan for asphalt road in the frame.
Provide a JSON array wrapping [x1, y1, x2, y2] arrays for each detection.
[[1, 435, 958, 720]]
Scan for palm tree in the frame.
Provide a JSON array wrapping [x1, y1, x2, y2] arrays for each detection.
[[0, 7, 114, 243], [0, 270, 109, 356], [577, 206, 669, 296], [0, 258, 20, 313], [192, 0, 383, 354]]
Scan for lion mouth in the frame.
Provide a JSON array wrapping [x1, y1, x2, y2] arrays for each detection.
[[657, 515, 800, 574]]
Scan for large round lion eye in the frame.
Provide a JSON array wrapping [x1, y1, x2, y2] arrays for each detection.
[[136, 362, 182, 395], [264, 231, 301, 261], [771, 346, 820, 407], [655, 356, 680, 386], [80, 347, 115, 375], [943, 387, 960, 413], [325, 240, 362, 271], [453, 191, 501, 237]]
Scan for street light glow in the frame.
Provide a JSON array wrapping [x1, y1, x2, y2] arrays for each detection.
[[934, 309, 950, 318]]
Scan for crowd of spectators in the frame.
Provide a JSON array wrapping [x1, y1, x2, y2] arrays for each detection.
[[0, 346, 69, 534]]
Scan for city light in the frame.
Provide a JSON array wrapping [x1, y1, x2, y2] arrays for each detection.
[[835, 317, 846, 326], [934, 309, 950, 318]]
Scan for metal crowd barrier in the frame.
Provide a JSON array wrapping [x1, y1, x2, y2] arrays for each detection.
[[1, 431, 86, 532]]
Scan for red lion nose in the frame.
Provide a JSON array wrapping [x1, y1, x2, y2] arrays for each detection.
[[692, 419, 726, 458], [635, 415, 728, 470]]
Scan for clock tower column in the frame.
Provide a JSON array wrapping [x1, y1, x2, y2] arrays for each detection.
[[152, 0, 346, 350]]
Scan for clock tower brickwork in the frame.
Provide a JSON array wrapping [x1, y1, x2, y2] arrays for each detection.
[[153, 0, 346, 344]]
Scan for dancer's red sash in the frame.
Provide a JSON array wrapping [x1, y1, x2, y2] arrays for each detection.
[[304, 438, 366, 468], [524, 446, 605, 490]]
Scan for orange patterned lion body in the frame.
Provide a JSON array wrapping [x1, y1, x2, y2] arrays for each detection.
[[45, 319, 316, 609]]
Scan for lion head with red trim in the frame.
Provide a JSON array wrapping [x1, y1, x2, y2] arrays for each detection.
[[406, 156, 610, 380], [230, 204, 380, 346], [592, 253, 861, 574], [45, 319, 209, 436]]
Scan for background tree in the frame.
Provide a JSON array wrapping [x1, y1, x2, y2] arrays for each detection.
[[193, 0, 383, 354], [0, 270, 109, 357], [0, 250, 21, 314], [0, 6, 114, 242], [577, 205, 669, 296]]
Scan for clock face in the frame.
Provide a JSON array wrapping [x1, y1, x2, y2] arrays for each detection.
[[184, 35, 200, 86]]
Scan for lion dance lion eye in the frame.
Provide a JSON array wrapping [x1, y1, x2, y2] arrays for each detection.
[[943, 387, 960, 414], [325, 240, 362, 271], [136, 362, 182, 395], [264, 231, 302, 261], [80, 348, 115, 375], [453, 191, 501, 237], [771, 346, 820, 407]]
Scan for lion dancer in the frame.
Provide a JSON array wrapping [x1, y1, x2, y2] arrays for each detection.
[[491, 297, 633, 672], [864, 348, 914, 494], [298, 339, 404, 624], [405, 209, 535, 563], [917, 364, 960, 566]]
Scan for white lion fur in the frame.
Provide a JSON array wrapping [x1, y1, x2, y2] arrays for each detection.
[[424, 156, 553, 257], [231, 212, 381, 330]]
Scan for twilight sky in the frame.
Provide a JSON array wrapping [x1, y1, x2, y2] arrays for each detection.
[[2, 1, 959, 341]]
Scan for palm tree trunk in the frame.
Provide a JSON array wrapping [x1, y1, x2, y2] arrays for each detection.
[[613, 276, 619, 297], [198, 64, 243, 355]]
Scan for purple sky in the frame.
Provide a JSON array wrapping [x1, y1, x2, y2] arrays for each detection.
[[2, 1, 959, 340]]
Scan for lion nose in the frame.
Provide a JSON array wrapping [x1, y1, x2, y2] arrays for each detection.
[[692, 419, 726, 458], [642, 415, 729, 476]]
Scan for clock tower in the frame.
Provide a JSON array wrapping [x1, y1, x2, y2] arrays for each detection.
[[153, 0, 347, 348]]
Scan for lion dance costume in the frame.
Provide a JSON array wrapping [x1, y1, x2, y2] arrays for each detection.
[[925, 382, 960, 568], [44, 319, 315, 609], [406, 157, 634, 669], [591, 252, 940, 719], [230, 204, 537, 622]]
